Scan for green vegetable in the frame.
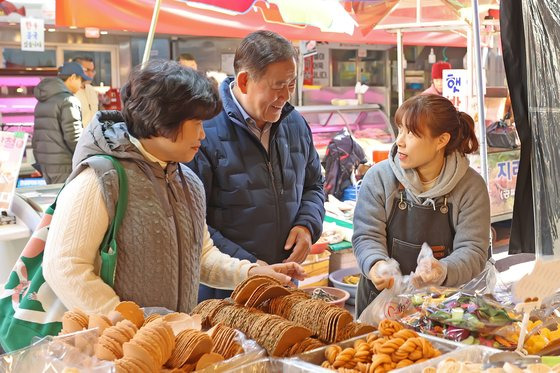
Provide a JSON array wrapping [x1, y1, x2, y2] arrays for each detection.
[[451, 308, 464, 321]]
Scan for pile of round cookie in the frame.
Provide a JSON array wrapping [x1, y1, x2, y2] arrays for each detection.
[[193, 275, 375, 357], [320, 320, 442, 373], [60, 301, 245, 373], [192, 298, 316, 357]]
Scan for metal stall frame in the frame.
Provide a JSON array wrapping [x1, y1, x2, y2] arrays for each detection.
[[374, 0, 489, 185]]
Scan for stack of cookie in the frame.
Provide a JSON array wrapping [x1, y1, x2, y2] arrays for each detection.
[[208, 323, 244, 359], [191, 299, 228, 329], [166, 328, 212, 370], [231, 275, 291, 308], [60, 301, 249, 373], [94, 319, 138, 361], [282, 337, 326, 357], [267, 292, 355, 343], [60, 308, 89, 334], [117, 319, 175, 372], [193, 300, 313, 357]]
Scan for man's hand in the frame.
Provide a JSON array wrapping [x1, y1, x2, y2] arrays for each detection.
[[284, 225, 312, 263], [368, 260, 395, 291], [248, 262, 307, 286]]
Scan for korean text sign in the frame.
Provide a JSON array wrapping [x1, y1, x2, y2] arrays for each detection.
[[20, 17, 44, 52]]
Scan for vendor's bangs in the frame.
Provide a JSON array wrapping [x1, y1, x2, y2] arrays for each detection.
[[394, 99, 429, 138]]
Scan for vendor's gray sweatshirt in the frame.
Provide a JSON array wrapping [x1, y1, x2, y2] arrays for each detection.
[[352, 144, 490, 287]]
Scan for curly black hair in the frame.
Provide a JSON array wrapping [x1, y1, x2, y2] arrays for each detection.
[[121, 59, 221, 140]]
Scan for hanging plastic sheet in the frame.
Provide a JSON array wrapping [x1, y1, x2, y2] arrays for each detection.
[[521, 0, 560, 256]]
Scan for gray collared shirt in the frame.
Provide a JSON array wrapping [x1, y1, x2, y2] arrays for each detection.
[[229, 81, 272, 153]]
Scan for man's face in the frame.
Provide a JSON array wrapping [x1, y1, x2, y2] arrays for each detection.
[[77, 60, 95, 81], [180, 59, 198, 70], [66, 74, 83, 94], [241, 59, 297, 127]]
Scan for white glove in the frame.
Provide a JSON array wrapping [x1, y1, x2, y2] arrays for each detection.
[[411, 256, 447, 288]]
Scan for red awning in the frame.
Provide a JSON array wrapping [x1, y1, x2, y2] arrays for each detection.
[[55, 0, 469, 47]]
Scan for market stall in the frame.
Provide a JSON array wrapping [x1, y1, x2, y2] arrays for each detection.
[[2, 267, 560, 372]]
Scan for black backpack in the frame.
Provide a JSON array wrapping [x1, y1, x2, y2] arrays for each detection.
[[323, 128, 367, 199]]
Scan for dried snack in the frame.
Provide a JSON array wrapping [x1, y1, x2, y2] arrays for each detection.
[[114, 301, 145, 329], [166, 329, 212, 368], [94, 319, 138, 361], [88, 314, 113, 336], [319, 319, 442, 373], [231, 275, 281, 305], [61, 308, 89, 334], [195, 352, 224, 371]]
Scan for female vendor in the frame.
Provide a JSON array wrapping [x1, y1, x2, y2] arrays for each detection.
[[352, 94, 490, 316]]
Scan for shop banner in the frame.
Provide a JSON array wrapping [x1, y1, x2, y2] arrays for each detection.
[[469, 149, 520, 219], [0, 131, 28, 211], [442, 69, 469, 112], [20, 17, 44, 52]]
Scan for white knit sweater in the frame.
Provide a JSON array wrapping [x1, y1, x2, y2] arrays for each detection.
[[43, 143, 256, 314]]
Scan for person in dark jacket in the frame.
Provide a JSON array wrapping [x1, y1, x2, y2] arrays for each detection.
[[32, 62, 90, 184], [188, 31, 325, 301]]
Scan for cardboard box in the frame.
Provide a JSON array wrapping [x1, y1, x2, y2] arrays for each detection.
[[298, 251, 330, 288]]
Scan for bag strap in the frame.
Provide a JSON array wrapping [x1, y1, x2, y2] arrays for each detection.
[[97, 155, 128, 286], [44, 155, 128, 287], [97, 155, 128, 253]]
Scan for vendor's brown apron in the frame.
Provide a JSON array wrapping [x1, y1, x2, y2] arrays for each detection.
[[356, 185, 455, 317]]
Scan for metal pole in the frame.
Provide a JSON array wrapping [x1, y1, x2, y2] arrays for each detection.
[[416, 0, 421, 24], [297, 41, 305, 107], [466, 28, 474, 110], [472, 0, 488, 183], [397, 30, 404, 106], [141, 0, 163, 66]]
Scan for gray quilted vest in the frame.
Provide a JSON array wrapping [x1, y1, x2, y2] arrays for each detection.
[[70, 117, 206, 312]]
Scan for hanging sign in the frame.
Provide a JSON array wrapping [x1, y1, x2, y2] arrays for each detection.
[[20, 17, 44, 51], [442, 69, 469, 112], [0, 131, 28, 211]]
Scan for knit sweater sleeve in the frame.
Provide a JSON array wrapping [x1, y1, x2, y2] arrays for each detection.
[[43, 167, 120, 314], [199, 223, 258, 289]]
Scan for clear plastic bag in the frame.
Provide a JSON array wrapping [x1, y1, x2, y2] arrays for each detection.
[[0, 328, 114, 373], [357, 259, 414, 326], [411, 243, 447, 288], [462, 261, 498, 295]]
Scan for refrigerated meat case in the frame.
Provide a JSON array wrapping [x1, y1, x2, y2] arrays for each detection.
[[296, 104, 395, 161]]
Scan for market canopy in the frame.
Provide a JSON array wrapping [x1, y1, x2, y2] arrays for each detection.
[[55, 0, 497, 47]]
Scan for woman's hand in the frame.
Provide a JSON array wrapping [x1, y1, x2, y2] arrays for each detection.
[[411, 258, 447, 288], [248, 262, 307, 286], [368, 260, 395, 291]]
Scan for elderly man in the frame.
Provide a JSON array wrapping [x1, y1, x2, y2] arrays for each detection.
[[188, 31, 325, 301]]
